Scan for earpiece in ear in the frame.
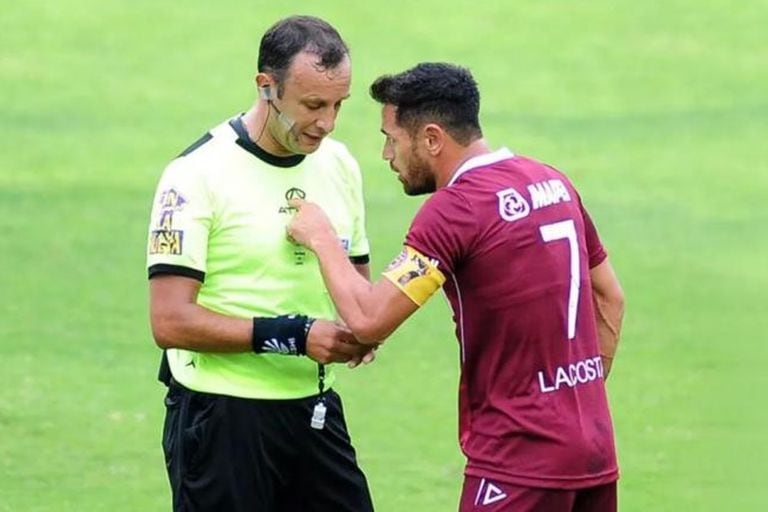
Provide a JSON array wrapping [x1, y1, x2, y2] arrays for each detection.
[[260, 85, 273, 101]]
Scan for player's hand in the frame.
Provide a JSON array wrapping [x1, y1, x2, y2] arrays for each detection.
[[305, 319, 371, 364], [347, 345, 378, 369], [334, 317, 378, 369], [286, 199, 336, 250]]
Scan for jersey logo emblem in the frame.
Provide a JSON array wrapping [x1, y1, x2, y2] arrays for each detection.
[[496, 187, 530, 222], [279, 187, 306, 214], [280, 187, 309, 264], [285, 187, 306, 200], [475, 479, 508, 506]]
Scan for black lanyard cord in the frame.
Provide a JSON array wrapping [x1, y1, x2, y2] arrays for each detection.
[[317, 363, 326, 397]]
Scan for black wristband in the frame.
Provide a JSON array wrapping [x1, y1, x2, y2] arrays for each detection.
[[252, 315, 313, 356]]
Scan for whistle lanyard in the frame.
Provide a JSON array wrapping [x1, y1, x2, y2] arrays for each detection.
[[310, 364, 327, 430]]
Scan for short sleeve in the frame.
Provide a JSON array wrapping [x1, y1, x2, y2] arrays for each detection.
[[404, 188, 477, 276], [580, 201, 607, 268], [146, 159, 213, 281]]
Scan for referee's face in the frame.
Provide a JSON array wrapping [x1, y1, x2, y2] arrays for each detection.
[[268, 52, 351, 155]]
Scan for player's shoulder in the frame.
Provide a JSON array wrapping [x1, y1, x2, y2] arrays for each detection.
[[415, 185, 473, 226], [498, 155, 588, 222], [511, 154, 576, 185], [431, 182, 469, 204]]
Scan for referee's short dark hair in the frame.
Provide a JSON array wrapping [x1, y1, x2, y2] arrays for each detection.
[[370, 62, 483, 145], [258, 16, 349, 95]]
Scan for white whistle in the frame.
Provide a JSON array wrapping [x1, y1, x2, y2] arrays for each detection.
[[310, 402, 327, 430]]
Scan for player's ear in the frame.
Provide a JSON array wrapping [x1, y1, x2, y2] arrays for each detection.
[[423, 123, 444, 156]]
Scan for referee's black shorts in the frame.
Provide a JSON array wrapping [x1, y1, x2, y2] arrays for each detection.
[[162, 381, 374, 512]]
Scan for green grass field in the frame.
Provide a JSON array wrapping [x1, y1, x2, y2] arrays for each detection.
[[2, 1, 767, 510]]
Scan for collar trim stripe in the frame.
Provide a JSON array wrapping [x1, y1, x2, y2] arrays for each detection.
[[447, 148, 515, 186], [228, 117, 306, 168]]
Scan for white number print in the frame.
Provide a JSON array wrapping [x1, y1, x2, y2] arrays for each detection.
[[539, 219, 580, 340]]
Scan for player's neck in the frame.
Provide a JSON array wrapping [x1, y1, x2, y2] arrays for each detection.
[[437, 138, 492, 189]]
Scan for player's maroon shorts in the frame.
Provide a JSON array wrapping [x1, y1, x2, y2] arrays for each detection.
[[459, 476, 617, 512]]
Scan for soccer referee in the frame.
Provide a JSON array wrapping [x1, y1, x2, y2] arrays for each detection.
[[146, 16, 375, 512]]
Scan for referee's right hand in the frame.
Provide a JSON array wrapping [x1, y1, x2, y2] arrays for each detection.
[[306, 320, 371, 364]]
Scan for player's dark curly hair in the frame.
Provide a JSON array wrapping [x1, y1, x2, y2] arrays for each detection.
[[258, 16, 348, 95], [370, 63, 482, 145]]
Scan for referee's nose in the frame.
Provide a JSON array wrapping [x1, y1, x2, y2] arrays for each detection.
[[315, 109, 336, 134]]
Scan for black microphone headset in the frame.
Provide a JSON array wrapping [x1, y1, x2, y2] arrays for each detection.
[[260, 85, 296, 131]]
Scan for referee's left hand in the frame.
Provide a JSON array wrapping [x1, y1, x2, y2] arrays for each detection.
[[287, 199, 337, 250]]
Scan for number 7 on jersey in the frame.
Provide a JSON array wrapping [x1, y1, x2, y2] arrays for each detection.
[[539, 219, 580, 340]]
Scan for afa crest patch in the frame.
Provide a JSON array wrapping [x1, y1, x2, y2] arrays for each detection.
[[150, 188, 187, 254]]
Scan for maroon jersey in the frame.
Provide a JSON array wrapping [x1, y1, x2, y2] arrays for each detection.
[[405, 149, 618, 489]]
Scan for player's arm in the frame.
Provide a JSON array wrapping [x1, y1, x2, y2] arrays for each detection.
[[149, 274, 369, 363], [346, 262, 379, 367], [590, 258, 625, 378], [353, 263, 371, 280], [306, 237, 424, 344], [288, 199, 444, 344]]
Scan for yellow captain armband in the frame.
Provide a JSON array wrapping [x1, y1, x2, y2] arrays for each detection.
[[382, 246, 447, 306]]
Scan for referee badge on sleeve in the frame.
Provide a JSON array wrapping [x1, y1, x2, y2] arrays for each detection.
[[149, 188, 187, 255]]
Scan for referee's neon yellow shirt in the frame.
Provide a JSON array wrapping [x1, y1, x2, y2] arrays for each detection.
[[146, 117, 369, 399]]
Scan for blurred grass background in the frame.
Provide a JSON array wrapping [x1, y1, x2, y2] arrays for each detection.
[[1, 1, 766, 510]]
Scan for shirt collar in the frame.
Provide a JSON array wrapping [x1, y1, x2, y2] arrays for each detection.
[[447, 147, 515, 186], [228, 116, 306, 168]]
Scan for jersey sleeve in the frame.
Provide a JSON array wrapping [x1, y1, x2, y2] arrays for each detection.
[[579, 201, 607, 268], [146, 158, 213, 281], [404, 188, 477, 277], [340, 149, 370, 261]]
